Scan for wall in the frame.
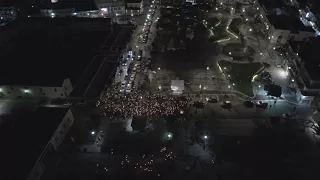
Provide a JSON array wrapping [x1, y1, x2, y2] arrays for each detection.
[[26, 162, 45, 180], [51, 109, 74, 150], [27, 108, 74, 180], [0, 78, 73, 99], [127, 2, 141, 8], [40, 8, 75, 17]]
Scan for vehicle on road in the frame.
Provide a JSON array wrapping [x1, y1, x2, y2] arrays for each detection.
[[121, 81, 126, 88], [255, 101, 268, 109], [76, 101, 87, 106], [193, 101, 205, 108], [282, 113, 298, 119], [243, 100, 254, 108], [207, 97, 218, 103], [126, 89, 132, 93], [221, 101, 232, 109]]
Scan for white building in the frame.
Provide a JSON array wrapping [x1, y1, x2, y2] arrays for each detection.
[[125, 0, 144, 16], [95, 0, 126, 16], [265, 14, 315, 44], [288, 39, 320, 105], [0, 78, 73, 100], [40, 0, 99, 17], [11, 107, 75, 180]]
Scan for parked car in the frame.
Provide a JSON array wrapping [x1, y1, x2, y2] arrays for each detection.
[[207, 97, 218, 103], [221, 101, 232, 109], [243, 100, 254, 108], [193, 101, 205, 108], [255, 101, 268, 109], [282, 113, 298, 119]]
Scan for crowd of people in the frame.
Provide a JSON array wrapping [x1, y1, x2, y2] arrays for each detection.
[[101, 88, 190, 117]]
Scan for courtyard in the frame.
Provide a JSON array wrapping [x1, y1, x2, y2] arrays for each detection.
[[218, 60, 264, 97]]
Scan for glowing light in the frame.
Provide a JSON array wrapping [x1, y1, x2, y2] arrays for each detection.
[[252, 75, 258, 82], [249, 28, 252, 32], [158, 67, 161, 70], [91, 131, 95, 135], [207, 66, 210, 70], [204, 135, 208, 139], [277, 68, 288, 78]]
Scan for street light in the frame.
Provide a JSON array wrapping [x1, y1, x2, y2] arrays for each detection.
[[249, 28, 252, 32], [158, 67, 161, 70], [91, 131, 95, 135], [207, 66, 210, 70], [204, 135, 208, 139]]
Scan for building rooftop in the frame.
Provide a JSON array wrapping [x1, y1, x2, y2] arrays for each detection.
[[40, 0, 98, 11], [125, 0, 142, 3], [290, 38, 320, 81], [258, 0, 286, 10], [0, 17, 112, 87], [267, 14, 314, 32], [0, 107, 70, 180]]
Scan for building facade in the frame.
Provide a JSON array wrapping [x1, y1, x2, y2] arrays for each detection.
[[95, 0, 126, 16], [26, 108, 74, 180], [126, 0, 144, 16], [0, 78, 73, 100]]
